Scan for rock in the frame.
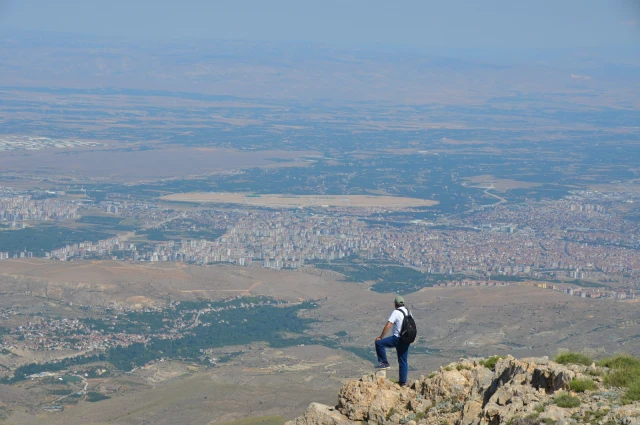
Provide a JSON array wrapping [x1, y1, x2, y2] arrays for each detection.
[[388, 413, 402, 423], [621, 417, 640, 425], [291, 356, 632, 425], [338, 374, 402, 425], [539, 405, 571, 422], [285, 403, 356, 425], [459, 399, 483, 425]]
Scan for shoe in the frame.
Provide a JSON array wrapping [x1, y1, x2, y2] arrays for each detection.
[[375, 362, 391, 370], [398, 382, 407, 387]]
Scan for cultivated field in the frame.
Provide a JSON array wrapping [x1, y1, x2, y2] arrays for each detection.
[[162, 192, 438, 208], [0, 144, 315, 183]]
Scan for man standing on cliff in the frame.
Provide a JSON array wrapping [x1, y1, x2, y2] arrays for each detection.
[[374, 295, 411, 386]]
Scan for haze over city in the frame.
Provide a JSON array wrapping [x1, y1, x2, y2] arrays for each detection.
[[0, 1, 639, 425]]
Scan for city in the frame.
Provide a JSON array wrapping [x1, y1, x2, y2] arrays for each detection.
[[1, 188, 638, 297]]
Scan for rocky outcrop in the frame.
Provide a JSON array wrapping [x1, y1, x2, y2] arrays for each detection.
[[287, 356, 640, 425]]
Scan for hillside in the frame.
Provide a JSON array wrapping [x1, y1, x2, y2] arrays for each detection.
[[288, 355, 640, 425]]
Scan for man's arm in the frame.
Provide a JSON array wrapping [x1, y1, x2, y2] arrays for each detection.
[[375, 321, 393, 341]]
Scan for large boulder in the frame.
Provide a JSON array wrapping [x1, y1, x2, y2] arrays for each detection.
[[338, 373, 412, 425], [285, 403, 356, 425]]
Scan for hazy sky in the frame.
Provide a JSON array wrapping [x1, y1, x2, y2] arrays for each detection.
[[0, 0, 639, 50]]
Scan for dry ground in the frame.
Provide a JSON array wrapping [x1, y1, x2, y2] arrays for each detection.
[[2, 349, 350, 425], [162, 192, 438, 208], [0, 259, 351, 309], [0, 144, 316, 183], [463, 175, 542, 190]]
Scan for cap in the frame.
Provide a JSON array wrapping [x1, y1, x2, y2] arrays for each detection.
[[394, 295, 405, 306]]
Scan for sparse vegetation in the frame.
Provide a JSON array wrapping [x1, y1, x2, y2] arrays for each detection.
[[413, 410, 426, 421], [479, 356, 504, 371], [386, 407, 396, 421], [568, 378, 597, 393], [554, 394, 581, 408], [598, 354, 640, 402], [533, 403, 546, 414], [86, 391, 111, 402], [506, 414, 546, 425], [0, 225, 110, 256], [626, 381, 640, 403], [579, 409, 610, 423], [554, 352, 593, 366]]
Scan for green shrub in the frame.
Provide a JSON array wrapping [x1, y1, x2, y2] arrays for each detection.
[[580, 409, 610, 423], [603, 369, 636, 388], [624, 381, 640, 403], [554, 394, 581, 408], [428, 372, 436, 379], [554, 352, 593, 366], [479, 356, 504, 371], [598, 354, 640, 402], [598, 354, 640, 370], [506, 414, 545, 425], [568, 378, 597, 393], [386, 407, 396, 421], [86, 391, 111, 402]]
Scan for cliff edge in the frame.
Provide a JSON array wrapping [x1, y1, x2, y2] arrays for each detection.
[[287, 356, 640, 425]]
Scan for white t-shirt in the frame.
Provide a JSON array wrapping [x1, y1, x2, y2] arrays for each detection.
[[388, 306, 409, 338]]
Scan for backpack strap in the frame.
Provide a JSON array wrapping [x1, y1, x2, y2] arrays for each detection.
[[396, 307, 407, 317]]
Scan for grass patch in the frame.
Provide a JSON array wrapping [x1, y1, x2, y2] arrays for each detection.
[[341, 346, 374, 361], [568, 378, 597, 393], [598, 354, 640, 401], [479, 356, 504, 371], [554, 352, 593, 366], [598, 354, 640, 370], [386, 407, 396, 421], [77, 215, 122, 226], [414, 410, 426, 421], [506, 414, 548, 425], [626, 381, 640, 403], [86, 391, 111, 402], [533, 403, 547, 414], [0, 225, 111, 256], [580, 409, 610, 423], [554, 394, 581, 408]]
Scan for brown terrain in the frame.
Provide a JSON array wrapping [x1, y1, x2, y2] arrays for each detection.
[[0, 260, 639, 425], [0, 144, 317, 183]]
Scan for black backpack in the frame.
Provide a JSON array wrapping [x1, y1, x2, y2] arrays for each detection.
[[397, 308, 417, 344]]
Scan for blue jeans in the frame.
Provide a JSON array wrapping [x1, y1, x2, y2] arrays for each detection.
[[375, 335, 410, 384]]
